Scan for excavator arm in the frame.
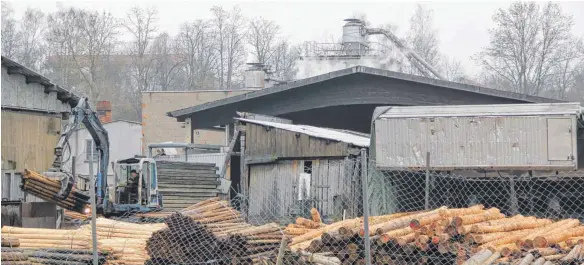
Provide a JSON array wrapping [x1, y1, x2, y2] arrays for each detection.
[[50, 98, 110, 206]]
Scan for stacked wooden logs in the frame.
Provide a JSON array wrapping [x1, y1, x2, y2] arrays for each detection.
[[2, 237, 21, 247], [288, 205, 584, 265], [79, 218, 167, 265], [64, 210, 89, 221], [1, 248, 35, 265], [27, 249, 108, 265], [21, 170, 90, 213], [1, 248, 108, 265], [1, 226, 91, 250], [284, 208, 326, 237], [466, 240, 584, 265]]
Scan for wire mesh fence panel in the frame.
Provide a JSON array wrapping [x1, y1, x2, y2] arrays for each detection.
[[365, 162, 584, 265], [6, 156, 584, 265]]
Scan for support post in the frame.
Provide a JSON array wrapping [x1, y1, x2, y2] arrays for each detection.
[[88, 149, 98, 265], [425, 152, 431, 210], [240, 131, 247, 196], [360, 148, 371, 265]]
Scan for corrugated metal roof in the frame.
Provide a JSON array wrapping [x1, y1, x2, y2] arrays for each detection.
[[236, 118, 370, 147], [377, 103, 582, 119]]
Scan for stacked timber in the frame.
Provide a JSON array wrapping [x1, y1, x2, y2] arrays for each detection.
[[64, 210, 89, 221], [284, 208, 326, 237], [288, 205, 584, 265], [80, 217, 167, 265], [145, 198, 286, 264], [1, 248, 108, 265], [1, 226, 90, 250], [21, 170, 90, 213], [156, 161, 221, 211], [466, 240, 584, 265], [28, 249, 108, 265], [1, 248, 34, 265]]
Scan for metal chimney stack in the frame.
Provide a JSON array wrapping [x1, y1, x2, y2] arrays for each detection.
[[245, 63, 266, 89]]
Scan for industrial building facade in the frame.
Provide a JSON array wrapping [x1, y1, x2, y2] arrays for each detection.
[[141, 90, 255, 153]]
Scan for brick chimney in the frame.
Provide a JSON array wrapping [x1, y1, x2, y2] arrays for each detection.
[[96, 101, 112, 123]]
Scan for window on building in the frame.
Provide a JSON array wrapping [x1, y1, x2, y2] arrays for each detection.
[[85, 139, 99, 162]]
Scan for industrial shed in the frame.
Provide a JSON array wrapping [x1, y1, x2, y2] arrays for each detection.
[[234, 118, 370, 224], [1, 56, 79, 228], [168, 66, 560, 134]]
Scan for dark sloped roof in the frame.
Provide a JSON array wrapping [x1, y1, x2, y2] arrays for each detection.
[[1, 56, 80, 107], [168, 66, 561, 119]]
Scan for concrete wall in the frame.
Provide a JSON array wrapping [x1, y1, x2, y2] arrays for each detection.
[[141, 91, 252, 152], [67, 121, 142, 188]]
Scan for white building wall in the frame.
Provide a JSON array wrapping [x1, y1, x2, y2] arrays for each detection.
[[67, 121, 142, 188]]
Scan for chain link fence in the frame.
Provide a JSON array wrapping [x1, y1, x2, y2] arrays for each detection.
[[3, 156, 584, 265]]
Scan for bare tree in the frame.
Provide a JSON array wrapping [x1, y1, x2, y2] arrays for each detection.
[[268, 40, 299, 80], [211, 6, 228, 89], [440, 57, 466, 82], [476, 2, 583, 96], [18, 8, 46, 69], [150, 32, 181, 91], [177, 20, 217, 89], [217, 6, 245, 89], [405, 4, 440, 75], [247, 17, 280, 64], [1, 2, 20, 58], [124, 6, 158, 92], [46, 8, 119, 103]]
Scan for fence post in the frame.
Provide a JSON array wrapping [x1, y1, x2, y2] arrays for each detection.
[[88, 149, 98, 265], [360, 148, 371, 265], [425, 152, 430, 210]]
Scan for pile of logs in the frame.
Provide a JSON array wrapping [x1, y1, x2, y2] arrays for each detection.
[[21, 170, 90, 213], [286, 205, 584, 265], [1, 248, 34, 265], [1, 248, 108, 265], [64, 210, 89, 221], [81, 218, 166, 265], [1, 226, 90, 250], [144, 198, 286, 264], [284, 208, 325, 237]]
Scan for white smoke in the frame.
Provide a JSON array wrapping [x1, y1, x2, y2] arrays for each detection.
[[294, 45, 406, 80]]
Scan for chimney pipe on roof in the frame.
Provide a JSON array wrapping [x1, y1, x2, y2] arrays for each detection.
[[244, 63, 266, 89]]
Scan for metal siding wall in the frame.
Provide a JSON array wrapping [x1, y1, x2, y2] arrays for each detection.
[[1, 66, 70, 113], [1, 111, 61, 173], [376, 115, 575, 169]]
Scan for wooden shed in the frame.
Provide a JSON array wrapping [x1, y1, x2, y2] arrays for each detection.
[[235, 118, 370, 224]]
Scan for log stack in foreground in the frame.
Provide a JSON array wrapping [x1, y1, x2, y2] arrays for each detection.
[[21, 170, 90, 213], [1, 226, 91, 250], [81, 218, 167, 265], [145, 198, 287, 264], [287, 205, 584, 265]]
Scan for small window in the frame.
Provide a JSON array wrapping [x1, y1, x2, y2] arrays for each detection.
[[85, 139, 99, 162]]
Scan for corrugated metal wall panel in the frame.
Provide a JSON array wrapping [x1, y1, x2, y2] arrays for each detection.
[[375, 115, 577, 170], [1, 111, 61, 173]]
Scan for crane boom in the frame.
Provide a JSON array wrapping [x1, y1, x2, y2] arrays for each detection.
[[50, 98, 110, 206], [365, 27, 446, 80]]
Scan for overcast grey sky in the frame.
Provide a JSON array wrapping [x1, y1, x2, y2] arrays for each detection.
[[8, 1, 584, 77]]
